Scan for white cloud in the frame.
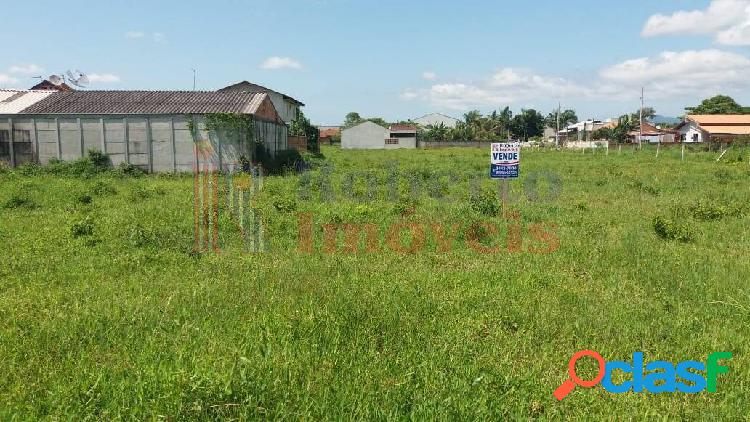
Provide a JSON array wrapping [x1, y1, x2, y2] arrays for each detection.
[[126, 31, 166, 43], [87, 73, 121, 83], [0, 74, 19, 85], [400, 91, 419, 100], [260, 56, 302, 70], [125, 31, 145, 39], [600, 49, 750, 97], [402, 49, 750, 109], [402, 68, 588, 110], [422, 71, 437, 80], [716, 19, 750, 44], [8, 63, 44, 75], [642, 0, 750, 45]]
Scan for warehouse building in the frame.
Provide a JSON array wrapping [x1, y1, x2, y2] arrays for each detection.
[[0, 89, 288, 172]]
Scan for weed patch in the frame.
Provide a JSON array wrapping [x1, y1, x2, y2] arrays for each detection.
[[653, 215, 694, 242], [70, 216, 95, 238], [3, 194, 39, 210]]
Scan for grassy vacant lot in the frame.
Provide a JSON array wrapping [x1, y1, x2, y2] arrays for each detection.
[[1, 145, 749, 419]]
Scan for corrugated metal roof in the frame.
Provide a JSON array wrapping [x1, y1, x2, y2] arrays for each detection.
[[0, 90, 56, 114], [20, 90, 269, 115], [219, 81, 305, 106]]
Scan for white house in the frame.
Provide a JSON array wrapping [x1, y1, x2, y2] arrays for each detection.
[[219, 81, 304, 124], [341, 121, 417, 149], [676, 115, 750, 143], [678, 119, 705, 143], [413, 113, 460, 128]]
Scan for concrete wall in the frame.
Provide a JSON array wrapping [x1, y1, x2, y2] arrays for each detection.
[[385, 137, 417, 149], [418, 140, 496, 149], [341, 121, 390, 149], [0, 114, 288, 172]]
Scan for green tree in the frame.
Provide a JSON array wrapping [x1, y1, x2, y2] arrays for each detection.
[[290, 110, 320, 152], [510, 109, 544, 141], [594, 115, 636, 144], [629, 106, 656, 122], [544, 109, 578, 130], [343, 112, 363, 128], [686, 95, 745, 114], [423, 123, 449, 141], [463, 110, 482, 126], [367, 117, 390, 128]]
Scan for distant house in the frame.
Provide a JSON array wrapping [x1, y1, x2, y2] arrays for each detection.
[[413, 113, 460, 128], [628, 122, 677, 144], [559, 120, 613, 142], [341, 121, 417, 149], [676, 115, 750, 143], [219, 81, 304, 124], [388, 124, 418, 148], [318, 126, 340, 144]]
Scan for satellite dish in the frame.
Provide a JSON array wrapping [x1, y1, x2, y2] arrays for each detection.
[[66, 69, 89, 88], [48, 75, 64, 86]]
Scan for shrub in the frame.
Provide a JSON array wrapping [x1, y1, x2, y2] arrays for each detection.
[[0, 162, 9, 174], [87, 149, 111, 171], [254, 144, 304, 175], [75, 193, 93, 205], [273, 149, 305, 174], [71, 216, 95, 238], [653, 216, 694, 242], [629, 180, 660, 196], [3, 194, 38, 210], [685, 200, 743, 221], [272, 196, 297, 213], [129, 224, 158, 248], [91, 181, 117, 196], [116, 162, 144, 177], [393, 197, 418, 216], [16, 163, 43, 176], [469, 189, 500, 216], [130, 186, 152, 200]]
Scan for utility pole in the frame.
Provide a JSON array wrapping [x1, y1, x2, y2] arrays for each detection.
[[556, 102, 561, 148], [639, 86, 644, 150], [191, 68, 197, 91]]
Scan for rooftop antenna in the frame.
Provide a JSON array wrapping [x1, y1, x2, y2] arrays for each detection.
[[66, 70, 89, 88], [191, 68, 197, 91]]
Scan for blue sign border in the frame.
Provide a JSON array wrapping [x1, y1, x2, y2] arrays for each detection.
[[490, 164, 519, 179]]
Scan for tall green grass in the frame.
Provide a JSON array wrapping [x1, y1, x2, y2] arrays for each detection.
[[0, 145, 748, 419]]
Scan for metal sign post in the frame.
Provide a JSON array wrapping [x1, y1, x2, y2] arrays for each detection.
[[490, 142, 521, 216]]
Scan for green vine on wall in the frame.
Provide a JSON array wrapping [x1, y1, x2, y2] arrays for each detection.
[[188, 113, 261, 168]]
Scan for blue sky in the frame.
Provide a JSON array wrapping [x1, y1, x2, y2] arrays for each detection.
[[3, 0, 750, 124]]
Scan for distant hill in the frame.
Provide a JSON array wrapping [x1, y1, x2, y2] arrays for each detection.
[[650, 115, 681, 125]]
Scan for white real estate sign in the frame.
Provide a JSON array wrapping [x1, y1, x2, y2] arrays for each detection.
[[490, 142, 520, 179]]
